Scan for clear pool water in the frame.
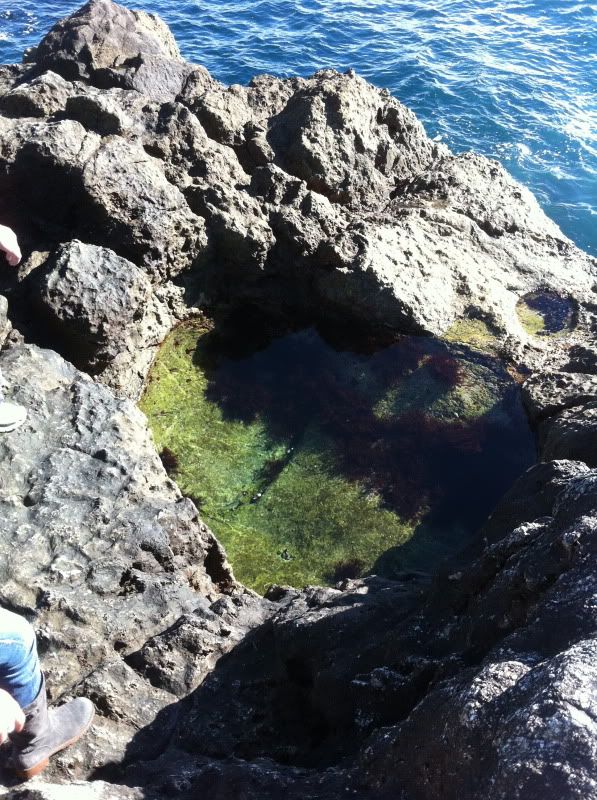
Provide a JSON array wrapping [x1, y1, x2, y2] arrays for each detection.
[[140, 312, 535, 592]]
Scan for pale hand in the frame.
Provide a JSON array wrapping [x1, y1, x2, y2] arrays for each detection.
[[0, 688, 25, 743], [0, 224, 21, 266]]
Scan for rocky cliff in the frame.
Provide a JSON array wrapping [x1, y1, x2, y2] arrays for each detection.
[[0, 1, 595, 797]]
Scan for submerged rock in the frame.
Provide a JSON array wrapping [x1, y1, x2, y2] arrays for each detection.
[[140, 316, 535, 593], [118, 456, 597, 798], [0, 1, 595, 797]]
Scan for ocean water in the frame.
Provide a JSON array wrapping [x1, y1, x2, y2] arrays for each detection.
[[0, 0, 595, 255]]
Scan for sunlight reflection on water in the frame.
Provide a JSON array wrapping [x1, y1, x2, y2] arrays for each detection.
[[0, 0, 595, 253]]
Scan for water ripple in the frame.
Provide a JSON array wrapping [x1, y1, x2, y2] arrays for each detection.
[[0, 0, 595, 254]]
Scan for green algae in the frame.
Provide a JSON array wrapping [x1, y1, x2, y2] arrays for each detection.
[[209, 428, 415, 593], [443, 318, 499, 354], [516, 291, 575, 337], [516, 302, 546, 335], [373, 358, 499, 423], [141, 322, 416, 593], [140, 314, 534, 594], [141, 320, 289, 516]]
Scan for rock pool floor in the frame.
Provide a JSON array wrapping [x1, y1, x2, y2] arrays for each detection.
[[140, 311, 536, 594]]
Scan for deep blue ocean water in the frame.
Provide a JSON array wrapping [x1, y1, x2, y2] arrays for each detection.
[[0, 0, 595, 255]]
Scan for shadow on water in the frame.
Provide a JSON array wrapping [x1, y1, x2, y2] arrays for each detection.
[[516, 290, 576, 335], [176, 305, 536, 582]]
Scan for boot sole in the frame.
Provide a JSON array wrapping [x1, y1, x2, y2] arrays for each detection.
[[15, 756, 49, 780], [14, 707, 95, 781], [0, 421, 25, 433]]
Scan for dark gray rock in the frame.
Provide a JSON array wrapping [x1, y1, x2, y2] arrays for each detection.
[[177, 71, 252, 146], [177, 70, 294, 164], [119, 750, 352, 799], [0, 118, 100, 235], [361, 638, 597, 800], [117, 460, 597, 800], [399, 151, 566, 241], [0, 118, 206, 283], [0, 71, 73, 119], [31, 240, 174, 395], [522, 371, 597, 422], [564, 343, 597, 375], [25, 0, 191, 101], [63, 88, 146, 136], [1, 4, 595, 350], [266, 69, 438, 207], [541, 402, 597, 466], [479, 459, 589, 546], [0, 341, 268, 788], [36, 240, 152, 364], [0, 65, 32, 98], [123, 593, 273, 697], [80, 137, 207, 279]]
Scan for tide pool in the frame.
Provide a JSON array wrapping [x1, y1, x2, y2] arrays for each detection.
[[140, 311, 535, 593]]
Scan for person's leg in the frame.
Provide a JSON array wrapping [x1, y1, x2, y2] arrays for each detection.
[[0, 608, 95, 780], [0, 609, 43, 709], [0, 367, 27, 433]]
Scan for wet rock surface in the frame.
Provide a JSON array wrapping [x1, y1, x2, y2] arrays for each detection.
[[0, 1, 595, 797]]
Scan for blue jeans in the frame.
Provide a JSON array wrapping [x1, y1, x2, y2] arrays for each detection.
[[0, 609, 43, 708]]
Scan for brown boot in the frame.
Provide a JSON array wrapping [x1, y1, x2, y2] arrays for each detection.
[[11, 680, 95, 780]]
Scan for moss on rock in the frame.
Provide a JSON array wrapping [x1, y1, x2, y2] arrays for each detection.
[[443, 318, 499, 353]]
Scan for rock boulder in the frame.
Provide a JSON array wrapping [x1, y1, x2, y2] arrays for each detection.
[[26, 0, 191, 101]]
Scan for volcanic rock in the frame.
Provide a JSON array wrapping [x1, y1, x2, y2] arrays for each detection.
[[0, 340, 267, 787], [522, 370, 597, 422], [0, 0, 593, 349], [0, 71, 73, 119], [265, 69, 439, 206], [117, 457, 597, 799], [25, 0, 191, 101], [0, 2, 596, 798], [80, 137, 208, 279], [541, 402, 597, 466], [564, 343, 597, 375], [31, 240, 174, 394]]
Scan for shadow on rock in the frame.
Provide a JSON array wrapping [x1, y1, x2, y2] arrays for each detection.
[[89, 578, 427, 797], [87, 453, 597, 799]]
